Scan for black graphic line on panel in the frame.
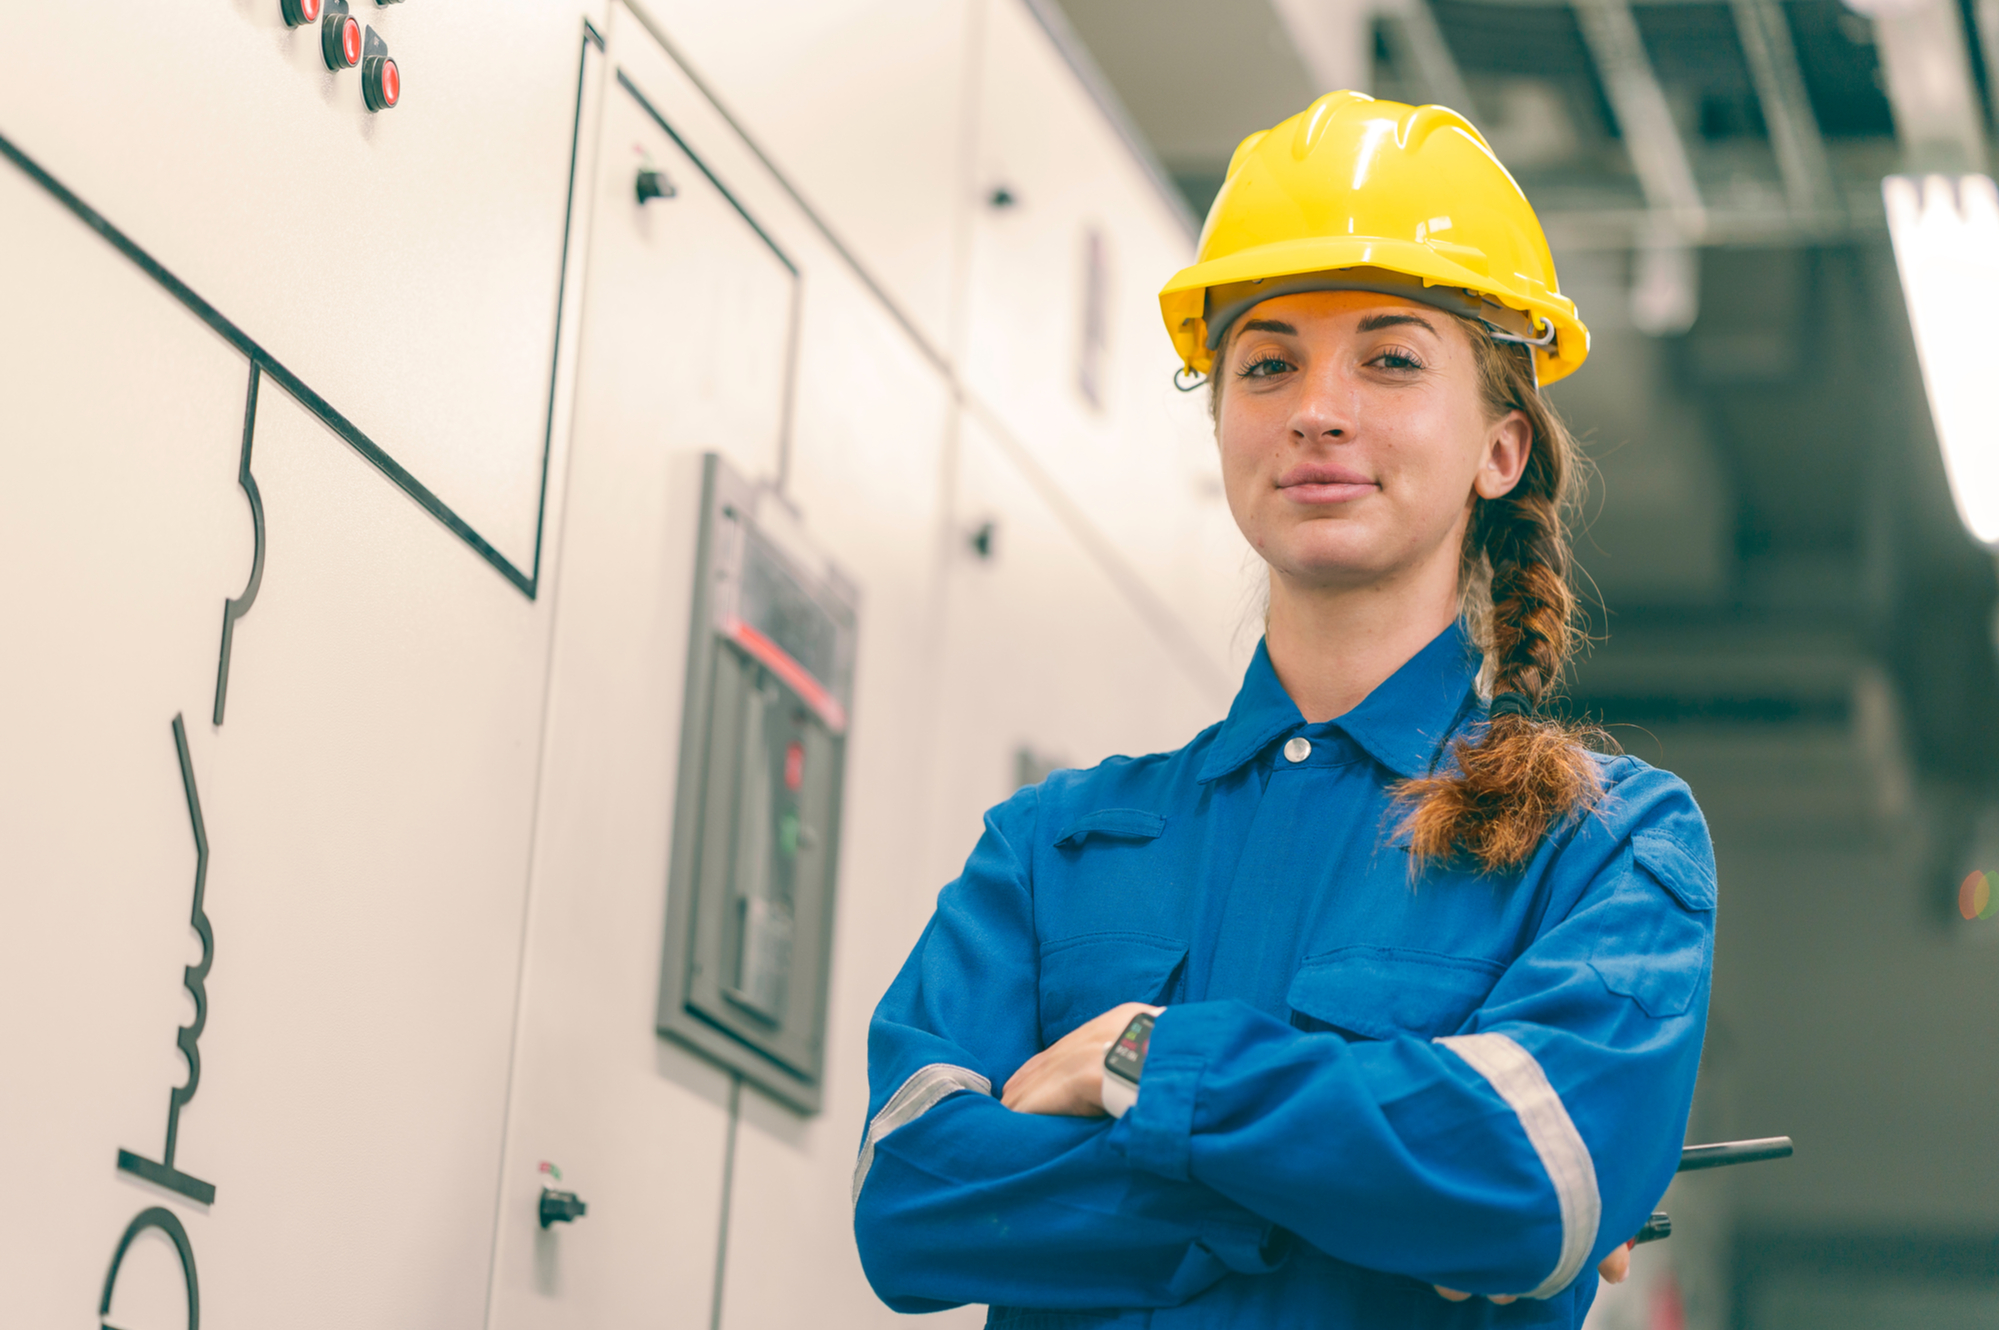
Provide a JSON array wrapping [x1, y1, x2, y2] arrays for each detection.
[[0, 19, 603, 602], [212, 363, 265, 726], [613, 69, 799, 278], [116, 714, 216, 1207], [100, 1206, 199, 1330], [528, 19, 605, 591]]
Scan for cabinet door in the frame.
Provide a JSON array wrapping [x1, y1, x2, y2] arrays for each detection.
[[483, 14, 805, 1328], [961, 0, 1252, 697]]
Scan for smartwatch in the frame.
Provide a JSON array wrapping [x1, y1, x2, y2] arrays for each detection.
[[1100, 1010, 1156, 1119]]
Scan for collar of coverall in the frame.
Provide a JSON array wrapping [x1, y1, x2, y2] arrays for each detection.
[[1197, 621, 1482, 784]]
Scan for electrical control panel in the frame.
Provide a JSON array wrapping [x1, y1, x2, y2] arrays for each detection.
[[657, 454, 857, 1112]]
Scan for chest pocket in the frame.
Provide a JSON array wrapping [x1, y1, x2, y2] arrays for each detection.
[[1286, 946, 1505, 1042], [1037, 932, 1187, 1047], [1589, 831, 1716, 1019]]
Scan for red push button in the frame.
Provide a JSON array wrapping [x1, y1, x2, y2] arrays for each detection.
[[280, 0, 321, 26], [362, 54, 399, 111], [322, 11, 361, 70]]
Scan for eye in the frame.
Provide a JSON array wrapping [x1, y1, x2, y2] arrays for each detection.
[[1368, 346, 1425, 372], [1237, 355, 1294, 380]]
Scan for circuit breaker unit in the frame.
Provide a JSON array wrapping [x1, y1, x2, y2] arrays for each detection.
[[657, 455, 857, 1112]]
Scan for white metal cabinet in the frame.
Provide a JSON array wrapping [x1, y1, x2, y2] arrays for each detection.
[[483, 14, 808, 1324]]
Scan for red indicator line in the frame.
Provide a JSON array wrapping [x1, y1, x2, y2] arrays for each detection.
[[723, 618, 847, 733]]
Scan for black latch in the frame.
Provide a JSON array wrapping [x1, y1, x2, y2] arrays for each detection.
[[539, 1188, 587, 1228], [636, 169, 676, 204]]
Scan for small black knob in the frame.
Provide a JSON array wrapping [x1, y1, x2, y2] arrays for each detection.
[[539, 1187, 587, 1228], [636, 169, 676, 204]]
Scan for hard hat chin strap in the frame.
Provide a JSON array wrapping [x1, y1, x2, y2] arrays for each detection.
[[1173, 366, 1209, 393]]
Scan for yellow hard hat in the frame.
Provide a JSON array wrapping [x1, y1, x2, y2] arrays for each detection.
[[1160, 91, 1589, 384]]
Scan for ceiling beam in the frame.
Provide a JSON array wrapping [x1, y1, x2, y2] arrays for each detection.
[[1571, 0, 1706, 237], [1852, 0, 1990, 172], [1729, 0, 1838, 223]]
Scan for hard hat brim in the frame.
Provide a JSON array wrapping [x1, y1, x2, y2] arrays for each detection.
[[1160, 236, 1588, 383]]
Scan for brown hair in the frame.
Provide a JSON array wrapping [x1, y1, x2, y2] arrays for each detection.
[[1211, 312, 1605, 872]]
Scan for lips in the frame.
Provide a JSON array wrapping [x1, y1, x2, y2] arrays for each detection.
[[1277, 462, 1377, 504]]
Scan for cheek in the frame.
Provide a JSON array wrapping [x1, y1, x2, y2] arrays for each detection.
[[1215, 391, 1271, 511], [1378, 401, 1487, 510]]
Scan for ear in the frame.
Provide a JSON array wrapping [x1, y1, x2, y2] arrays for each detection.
[[1473, 409, 1532, 500]]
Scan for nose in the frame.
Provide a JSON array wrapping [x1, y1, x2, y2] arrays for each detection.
[[1287, 364, 1356, 446]]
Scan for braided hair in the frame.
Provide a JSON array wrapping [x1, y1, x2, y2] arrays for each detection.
[[1397, 318, 1604, 871], [1211, 313, 1604, 872]]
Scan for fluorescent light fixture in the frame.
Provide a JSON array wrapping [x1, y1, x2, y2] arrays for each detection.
[[1882, 174, 2000, 545]]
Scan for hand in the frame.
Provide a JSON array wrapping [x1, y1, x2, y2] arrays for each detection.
[[1001, 1002, 1163, 1117], [1433, 1243, 1631, 1304]]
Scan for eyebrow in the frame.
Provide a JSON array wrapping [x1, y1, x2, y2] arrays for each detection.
[[1239, 318, 1296, 335], [1356, 311, 1438, 335]]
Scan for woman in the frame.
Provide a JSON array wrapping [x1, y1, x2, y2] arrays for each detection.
[[853, 92, 1714, 1328]]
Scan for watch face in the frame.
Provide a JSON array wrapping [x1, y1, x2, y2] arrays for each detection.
[[1104, 1012, 1154, 1081]]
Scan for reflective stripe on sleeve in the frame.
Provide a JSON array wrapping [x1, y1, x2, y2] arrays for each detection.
[[1435, 1032, 1600, 1298], [851, 1063, 992, 1206]]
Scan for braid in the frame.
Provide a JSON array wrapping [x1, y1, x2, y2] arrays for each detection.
[[1398, 324, 1605, 872]]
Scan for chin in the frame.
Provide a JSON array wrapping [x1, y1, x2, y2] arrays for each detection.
[[1267, 532, 1401, 587]]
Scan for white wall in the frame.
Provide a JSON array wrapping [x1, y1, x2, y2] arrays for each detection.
[[0, 2, 1250, 1326]]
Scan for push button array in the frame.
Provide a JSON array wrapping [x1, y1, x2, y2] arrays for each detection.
[[299, 0, 398, 111]]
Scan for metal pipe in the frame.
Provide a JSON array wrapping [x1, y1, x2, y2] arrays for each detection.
[[1677, 1135, 1794, 1171]]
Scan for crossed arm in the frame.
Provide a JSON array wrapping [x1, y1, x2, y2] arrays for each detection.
[[1001, 1001, 1636, 1304]]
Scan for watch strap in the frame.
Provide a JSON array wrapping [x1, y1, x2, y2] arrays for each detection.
[[1100, 1067, 1139, 1118]]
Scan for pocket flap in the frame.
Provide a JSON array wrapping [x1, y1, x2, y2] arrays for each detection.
[[1286, 946, 1504, 1042], [1054, 809, 1167, 849], [1037, 932, 1186, 1044], [1631, 829, 1716, 912]]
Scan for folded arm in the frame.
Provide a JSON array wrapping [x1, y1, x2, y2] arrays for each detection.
[[852, 787, 1286, 1314]]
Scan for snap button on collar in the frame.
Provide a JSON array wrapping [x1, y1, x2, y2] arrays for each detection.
[[1283, 736, 1311, 763]]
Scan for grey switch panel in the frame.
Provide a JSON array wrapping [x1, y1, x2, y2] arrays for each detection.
[[657, 455, 857, 1112]]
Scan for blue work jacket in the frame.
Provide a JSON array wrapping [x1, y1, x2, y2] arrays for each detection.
[[855, 623, 1716, 1328]]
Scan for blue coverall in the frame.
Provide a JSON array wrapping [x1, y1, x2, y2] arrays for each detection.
[[855, 623, 1716, 1328]]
